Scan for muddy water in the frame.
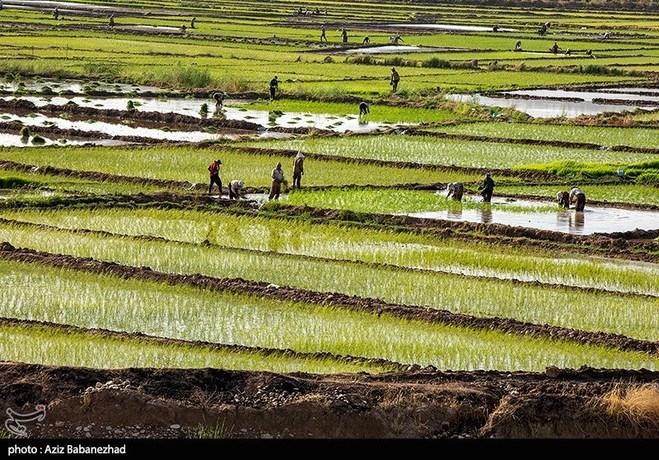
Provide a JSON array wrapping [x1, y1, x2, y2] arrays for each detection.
[[0, 112, 242, 143], [340, 45, 451, 54], [446, 93, 652, 118], [0, 132, 128, 147], [504, 89, 659, 104], [3, 96, 396, 133], [404, 195, 659, 235], [0, 79, 165, 95], [386, 23, 515, 32]]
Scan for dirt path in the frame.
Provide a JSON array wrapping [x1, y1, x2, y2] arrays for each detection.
[[1, 362, 658, 438]]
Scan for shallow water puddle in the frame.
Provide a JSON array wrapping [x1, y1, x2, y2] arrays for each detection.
[[3, 96, 396, 133], [0, 112, 239, 143], [504, 89, 659, 103], [0, 131, 128, 147], [339, 45, 454, 54], [446, 93, 653, 118], [385, 23, 515, 32], [403, 195, 659, 235]]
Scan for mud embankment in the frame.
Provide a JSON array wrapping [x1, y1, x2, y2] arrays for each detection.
[[0, 121, 166, 145], [2, 363, 658, 438], [0, 242, 656, 356]]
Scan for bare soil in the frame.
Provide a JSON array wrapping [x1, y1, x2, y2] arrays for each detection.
[[1, 363, 658, 438]]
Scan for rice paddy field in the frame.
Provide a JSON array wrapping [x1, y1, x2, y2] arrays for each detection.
[[0, 0, 658, 441]]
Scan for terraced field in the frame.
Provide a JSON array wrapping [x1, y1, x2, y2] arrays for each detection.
[[0, 0, 658, 440]]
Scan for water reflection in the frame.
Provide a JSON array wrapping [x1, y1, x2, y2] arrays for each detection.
[[479, 204, 493, 224]]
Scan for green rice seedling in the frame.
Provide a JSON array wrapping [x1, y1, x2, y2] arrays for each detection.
[[0, 223, 656, 341]]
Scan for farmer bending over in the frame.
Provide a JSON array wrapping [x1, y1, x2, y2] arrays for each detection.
[[556, 191, 570, 209], [446, 182, 464, 202], [359, 101, 370, 117], [229, 180, 244, 199], [212, 91, 227, 108], [569, 187, 586, 212]]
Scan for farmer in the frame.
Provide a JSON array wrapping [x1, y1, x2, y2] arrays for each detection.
[[492, 25, 499, 32], [229, 179, 244, 200], [362, 36, 370, 45], [514, 40, 522, 51], [53, 7, 59, 20], [359, 101, 370, 117], [391, 35, 403, 44], [212, 91, 227, 109], [556, 191, 570, 209], [538, 24, 547, 35], [565, 48, 572, 56], [109, 14, 115, 27], [569, 187, 587, 212], [390, 67, 400, 92], [446, 182, 464, 202], [208, 159, 222, 196], [191, 17, 196, 28], [269, 76, 279, 100], [269, 162, 285, 200], [586, 49, 595, 58], [292, 152, 304, 189], [320, 25, 327, 42], [341, 28, 348, 44], [550, 42, 561, 54], [479, 173, 495, 203]]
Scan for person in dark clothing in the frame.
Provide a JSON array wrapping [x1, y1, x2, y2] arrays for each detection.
[[191, 17, 196, 28], [269, 76, 279, 100], [556, 191, 570, 209], [479, 173, 495, 203], [320, 25, 327, 42], [492, 25, 499, 32], [446, 182, 465, 201], [212, 91, 227, 109], [550, 42, 561, 54], [208, 159, 222, 196], [362, 36, 370, 45], [269, 162, 285, 200], [292, 152, 304, 189], [390, 67, 400, 92], [53, 7, 59, 20], [359, 101, 370, 117], [570, 187, 587, 212], [341, 28, 348, 44], [514, 40, 522, 51]]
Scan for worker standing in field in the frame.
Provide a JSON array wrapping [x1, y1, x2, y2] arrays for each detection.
[[269, 162, 285, 200], [479, 173, 495, 203], [191, 17, 196, 28], [556, 191, 570, 209], [212, 91, 227, 109], [446, 183, 464, 202], [341, 28, 348, 44], [292, 152, 305, 189], [229, 179, 245, 199], [208, 159, 222, 196], [359, 101, 370, 117], [320, 25, 327, 42], [269, 76, 279, 100], [569, 187, 587, 212], [390, 67, 400, 92], [109, 14, 115, 27], [53, 7, 59, 20]]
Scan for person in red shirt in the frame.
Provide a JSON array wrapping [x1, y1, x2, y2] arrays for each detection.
[[208, 159, 222, 196]]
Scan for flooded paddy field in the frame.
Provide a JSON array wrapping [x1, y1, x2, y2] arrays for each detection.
[[1, 0, 659, 441]]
